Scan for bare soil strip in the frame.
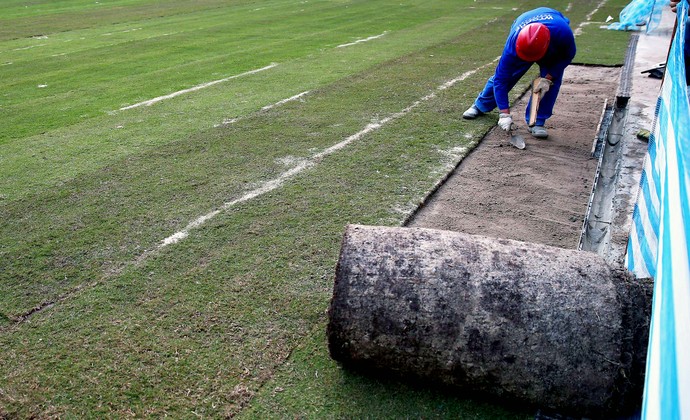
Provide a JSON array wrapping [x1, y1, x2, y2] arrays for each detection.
[[409, 65, 622, 250]]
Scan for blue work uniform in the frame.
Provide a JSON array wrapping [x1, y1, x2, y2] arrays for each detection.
[[473, 8, 577, 126]]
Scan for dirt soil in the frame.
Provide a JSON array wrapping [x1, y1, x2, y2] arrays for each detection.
[[409, 65, 622, 250]]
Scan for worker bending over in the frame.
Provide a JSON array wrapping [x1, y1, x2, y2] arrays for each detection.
[[463, 7, 576, 139]]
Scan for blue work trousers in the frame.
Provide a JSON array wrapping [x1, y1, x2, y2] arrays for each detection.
[[474, 64, 563, 127]]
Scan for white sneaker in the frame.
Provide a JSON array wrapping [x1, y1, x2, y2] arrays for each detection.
[[462, 104, 484, 120], [530, 125, 548, 138]]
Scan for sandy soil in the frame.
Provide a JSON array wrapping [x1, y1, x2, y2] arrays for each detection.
[[409, 65, 622, 250]]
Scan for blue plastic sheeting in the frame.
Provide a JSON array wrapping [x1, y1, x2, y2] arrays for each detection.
[[608, 0, 670, 32], [626, 1, 690, 418]]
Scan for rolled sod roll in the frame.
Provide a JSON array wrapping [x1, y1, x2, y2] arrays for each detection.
[[327, 225, 652, 417]]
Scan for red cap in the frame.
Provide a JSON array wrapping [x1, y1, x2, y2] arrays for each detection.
[[516, 23, 550, 62]]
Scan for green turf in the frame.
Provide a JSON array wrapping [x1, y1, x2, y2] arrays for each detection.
[[573, 0, 637, 65], [0, 0, 635, 417]]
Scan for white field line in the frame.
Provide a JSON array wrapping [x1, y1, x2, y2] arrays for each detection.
[[119, 63, 278, 111], [158, 58, 499, 249], [216, 117, 239, 126], [566, 3, 573, 12], [12, 44, 46, 51], [214, 90, 310, 127], [261, 90, 310, 111], [575, 0, 608, 36], [336, 32, 388, 48], [102, 28, 143, 36]]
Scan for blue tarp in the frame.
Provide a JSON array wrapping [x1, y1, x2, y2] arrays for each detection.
[[608, 0, 671, 32], [626, 1, 690, 418]]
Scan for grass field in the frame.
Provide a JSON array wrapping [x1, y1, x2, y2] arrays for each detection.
[[1, 0, 632, 417]]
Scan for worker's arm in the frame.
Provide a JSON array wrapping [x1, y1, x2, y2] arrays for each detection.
[[671, 0, 680, 13], [539, 61, 568, 87], [670, 0, 690, 14], [493, 53, 532, 114], [493, 53, 531, 131]]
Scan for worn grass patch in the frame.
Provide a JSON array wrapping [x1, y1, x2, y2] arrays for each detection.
[[243, 327, 532, 419]]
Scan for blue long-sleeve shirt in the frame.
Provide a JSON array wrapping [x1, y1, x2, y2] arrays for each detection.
[[493, 8, 576, 111]]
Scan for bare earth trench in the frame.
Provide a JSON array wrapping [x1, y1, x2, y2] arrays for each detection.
[[410, 65, 622, 250]]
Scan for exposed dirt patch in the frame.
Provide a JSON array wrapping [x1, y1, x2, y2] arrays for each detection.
[[409, 65, 622, 250]]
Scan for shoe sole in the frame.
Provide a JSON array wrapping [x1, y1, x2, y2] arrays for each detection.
[[531, 128, 548, 139], [462, 112, 483, 120]]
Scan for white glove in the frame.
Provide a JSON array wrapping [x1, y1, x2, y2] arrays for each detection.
[[534, 77, 553, 97], [498, 113, 512, 131]]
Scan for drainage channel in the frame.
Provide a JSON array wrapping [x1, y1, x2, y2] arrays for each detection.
[[578, 102, 627, 254], [578, 34, 638, 257]]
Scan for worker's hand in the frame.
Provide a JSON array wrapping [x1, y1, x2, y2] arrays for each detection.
[[671, 0, 679, 13], [498, 113, 512, 131], [534, 77, 553, 98]]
